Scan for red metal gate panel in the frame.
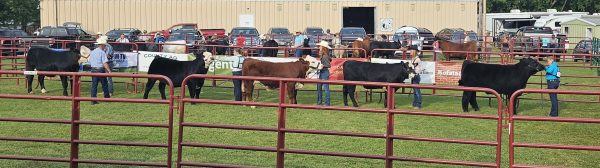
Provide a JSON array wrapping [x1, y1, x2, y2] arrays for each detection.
[[176, 75, 504, 168], [509, 89, 600, 168], [0, 70, 175, 168]]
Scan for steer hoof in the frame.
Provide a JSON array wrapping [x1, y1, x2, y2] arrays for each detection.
[[41, 89, 47, 94], [28, 91, 34, 94], [250, 106, 256, 109], [463, 109, 469, 113], [474, 108, 480, 111]]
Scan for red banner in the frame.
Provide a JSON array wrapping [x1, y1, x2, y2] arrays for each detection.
[[329, 58, 368, 80], [434, 61, 463, 85]]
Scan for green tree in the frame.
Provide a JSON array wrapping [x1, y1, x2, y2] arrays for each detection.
[[0, 0, 40, 29]]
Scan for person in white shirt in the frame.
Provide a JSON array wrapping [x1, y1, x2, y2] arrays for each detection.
[[115, 34, 130, 43], [411, 53, 422, 109]]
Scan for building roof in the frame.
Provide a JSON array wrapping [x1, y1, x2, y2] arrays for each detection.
[[562, 16, 600, 26]]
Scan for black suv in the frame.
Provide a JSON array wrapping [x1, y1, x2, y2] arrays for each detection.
[[106, 28, 142, 42], [37, 26, 94, 48]]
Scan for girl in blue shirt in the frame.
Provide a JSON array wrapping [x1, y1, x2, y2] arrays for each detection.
[[545, 57, 560, 117]]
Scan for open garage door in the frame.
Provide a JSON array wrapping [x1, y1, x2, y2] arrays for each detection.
[[343, 7, 375, 35]]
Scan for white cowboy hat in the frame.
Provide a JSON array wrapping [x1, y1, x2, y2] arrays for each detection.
[[317, 41, 331, 49], [80, 46, 91, 57], [95, 38, 108, 45], [96, 32, 103, 35]]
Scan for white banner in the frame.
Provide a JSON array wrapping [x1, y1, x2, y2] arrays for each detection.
[[138, 51, 190, 72], [370, 58, 436, 84], [111, 52, 138, 68]]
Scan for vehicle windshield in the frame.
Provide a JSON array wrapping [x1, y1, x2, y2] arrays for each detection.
[[169, 33, 197, 41], [341, 29, 366, 35], [521, 27, 553, 34], [107, 30, 131, 36], [305, 28, 323, 36], [271, 29, 289, 34], [396, 32, 418, 40], [0, 31, 12, 37], [579, 41, 592, 49], [41, 28, 69, 36], [231, 29, 259, 36]]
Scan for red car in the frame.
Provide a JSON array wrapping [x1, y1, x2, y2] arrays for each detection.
[[149, 23, 198, 39]]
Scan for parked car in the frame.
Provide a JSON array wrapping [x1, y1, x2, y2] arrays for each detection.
[[229, 27, 261, 46], [167, 29, 203, 45], [435, 28, 478, 43], [200, 28, 226, 39], [392, 26, 434, 50], [304, 27, 324, 48], [266, 27, 293, 46], [35, 26, 94, 48], [105, 28, 142, 42], [513, 26, 554, 53], [573, 39, 593, 62], [149, 23, 198, 39], [339, 27, 366, 46], [39, 26, 93, 40], [0, 29, 29, 55]]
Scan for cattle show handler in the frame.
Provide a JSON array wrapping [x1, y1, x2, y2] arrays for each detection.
[[411, 52, 422, 110], [316, 41, 332, 106], [545, 56, 560, 117], [89, 38, 112, 105], [214, 48, 246, 101]]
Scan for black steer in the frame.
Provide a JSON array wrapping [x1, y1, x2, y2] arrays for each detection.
[[342, 61, 416, 108], [26, 47, 89, 96], [260, 40, 279, 57], [459, 58, 546, 113], [370, 41, 402, 59], [143, 52, 214, 100]]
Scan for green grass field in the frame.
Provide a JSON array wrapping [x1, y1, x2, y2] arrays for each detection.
[[0, 56, 599, 168]]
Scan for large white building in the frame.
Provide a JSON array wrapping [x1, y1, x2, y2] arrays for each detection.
[[40, 0, 479, 35]]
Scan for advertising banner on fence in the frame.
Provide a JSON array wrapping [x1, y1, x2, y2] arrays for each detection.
[[434, 61, 463, 85], [138, 51, 191, 72], [208, 56, 300, 76], [111, 52, 138, 68], [370, 58, 436, 84], [329, 58, 368, 80]]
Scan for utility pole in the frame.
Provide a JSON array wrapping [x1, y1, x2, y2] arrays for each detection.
[[478, 0, 487, 36]]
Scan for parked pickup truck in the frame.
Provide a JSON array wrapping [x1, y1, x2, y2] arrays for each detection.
[[513, 26, 561, 53], [200, 29, 226, 39], [149, 23, 198, 39]]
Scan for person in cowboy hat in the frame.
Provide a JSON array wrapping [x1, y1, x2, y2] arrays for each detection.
[[89, 37, 112, 105], [316, 41, 332, 106]]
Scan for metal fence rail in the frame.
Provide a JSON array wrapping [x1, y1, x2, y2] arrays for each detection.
[[508, 89, 600, 168], [176, 75, 504, 168], [0, 70, 175, 168]]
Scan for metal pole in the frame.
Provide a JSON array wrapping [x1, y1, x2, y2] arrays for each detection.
[[69, 75, 81, 168], [276, 80, 287, 168], [384, 85, 395, 168]]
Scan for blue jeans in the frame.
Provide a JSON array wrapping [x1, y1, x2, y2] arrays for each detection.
[[232, 71, 242, 101], [548, 80, 560, 117], [317, 68, 330, 106], [91, 68, 110, 99], [412, 75, 422, 108], [294, 48, 303, 57]]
